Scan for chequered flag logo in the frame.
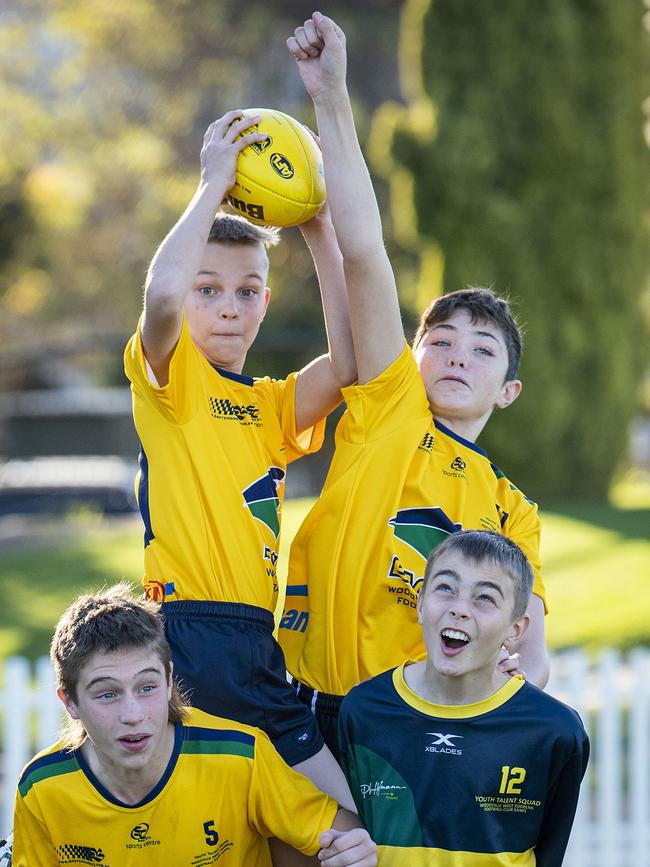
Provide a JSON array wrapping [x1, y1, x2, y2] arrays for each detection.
[[55, 844, 105, 863]]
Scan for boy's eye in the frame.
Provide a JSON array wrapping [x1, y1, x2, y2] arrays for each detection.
[[198, 285, 214, 295], [476, 346, 495, 357], [477, 593, 496, 604], [140, 683, 157, 694], [96, 692, 116, 700], [434, 582, 452, 593], [239, 288, 256, 297]]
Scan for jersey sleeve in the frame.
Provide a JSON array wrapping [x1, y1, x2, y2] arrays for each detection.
[[13, 790, 58, 867], [247, 730, 338, 854], [339, 343, 430, 445], [123, 315, 200, 425], [502, 488, 546, 610], [262, 372, 326, 464], [337, 699, 363, 816], [533, 723, 590, 867]]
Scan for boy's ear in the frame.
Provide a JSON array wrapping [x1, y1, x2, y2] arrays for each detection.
[[504, 613, 529, 650], [416, 586, 424, 625], [57, 688, 80, 720], [262, 286, 271, 314], [496, 378, 522, 410]]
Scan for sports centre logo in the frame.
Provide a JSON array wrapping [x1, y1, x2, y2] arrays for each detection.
[[242, 467, 285, 538], [126, 822, 160, 850], [270, 153, 294, 179], [388, 507, 462, 561]]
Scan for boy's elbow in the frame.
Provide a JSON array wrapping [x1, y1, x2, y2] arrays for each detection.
[[332, 356, 358, 390]]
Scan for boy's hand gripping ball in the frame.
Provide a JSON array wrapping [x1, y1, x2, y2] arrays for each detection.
[[227, 108, 326, 227]]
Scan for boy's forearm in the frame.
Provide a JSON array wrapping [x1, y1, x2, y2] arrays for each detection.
[[300, 216, 356, 386], [312, 88, 385, 264], [145, 180, 225, 314], [331, 807, 363, 832], [517, 594, 550, 689]]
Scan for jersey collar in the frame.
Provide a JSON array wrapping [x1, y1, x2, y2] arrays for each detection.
[[434, 419, 488, 457], [392, 662, 525, 719], [75, 722, 183, 808], [210, 365, 254, 386]]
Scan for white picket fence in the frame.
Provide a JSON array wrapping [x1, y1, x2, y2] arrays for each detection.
[[1, 649, 649, 865]]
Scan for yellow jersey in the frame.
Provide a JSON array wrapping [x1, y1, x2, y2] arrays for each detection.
[[280, 344, 544, 695], [13, 707, 338, 867], [124, 317, 324, 611]]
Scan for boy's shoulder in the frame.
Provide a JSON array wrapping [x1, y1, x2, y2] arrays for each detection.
[[181, 706, 275, 758], [18, 742, 80, 800], [514, 681, 587, 741], [341, 668, 398, 718]]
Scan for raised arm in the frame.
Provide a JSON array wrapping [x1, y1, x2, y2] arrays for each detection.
[[141, 112, 266, 385], [294, 202, 358, 434], [288, 13, 405, 384]]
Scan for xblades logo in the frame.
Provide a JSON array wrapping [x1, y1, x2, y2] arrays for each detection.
[[425, 732, 464, 755], [428, 732, 463, 747], [242, 467, 285, 538]]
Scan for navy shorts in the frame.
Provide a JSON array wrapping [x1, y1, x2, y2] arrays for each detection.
[[292, 679, 344, 764], [161, 600, 324, 767]]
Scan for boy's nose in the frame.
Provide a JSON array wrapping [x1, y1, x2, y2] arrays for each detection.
[[218, 299, 239, 318]]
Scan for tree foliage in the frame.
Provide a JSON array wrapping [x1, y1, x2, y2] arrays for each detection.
[[372, 0, 650, 499], [0, 0, 399, 384]]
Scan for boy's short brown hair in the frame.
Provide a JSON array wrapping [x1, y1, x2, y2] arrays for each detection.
[[51, 582, 187, 748], [413, 287, 524, 381], [422, 530, 533, 620], [209, 212, 280, 248]]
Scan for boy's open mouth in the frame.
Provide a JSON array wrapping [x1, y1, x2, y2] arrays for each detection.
[[440, 628, 471, 650]]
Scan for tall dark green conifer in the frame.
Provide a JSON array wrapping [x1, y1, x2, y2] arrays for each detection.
[[374, 0, 649, 499]]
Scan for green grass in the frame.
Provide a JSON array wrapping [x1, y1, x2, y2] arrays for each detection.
[[1, 490, 648, 661]]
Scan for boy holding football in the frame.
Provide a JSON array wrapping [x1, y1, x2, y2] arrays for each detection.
[[339, 531, 588, 866], [281, 13, 549, 759], [12, 584, 376, 867], [123, 110, 357, 815]]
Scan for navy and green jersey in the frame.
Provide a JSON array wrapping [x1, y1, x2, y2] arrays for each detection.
[[339, 665, 589, 866], [13, 707, 338, 867]]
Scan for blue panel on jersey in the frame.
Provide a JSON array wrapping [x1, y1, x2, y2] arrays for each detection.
[[286, 585, 309, 597], [184, 727, 255, 746], [137, 445, 154, 548]]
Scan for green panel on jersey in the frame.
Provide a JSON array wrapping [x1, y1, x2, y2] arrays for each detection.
[[247, 499, 280, 538], [345, 745, 422, 847], [181, 740, 254, 759], [19, 758, 79, 799]]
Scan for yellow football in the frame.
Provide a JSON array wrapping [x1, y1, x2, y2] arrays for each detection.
[[227, 108, 327, 227]]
